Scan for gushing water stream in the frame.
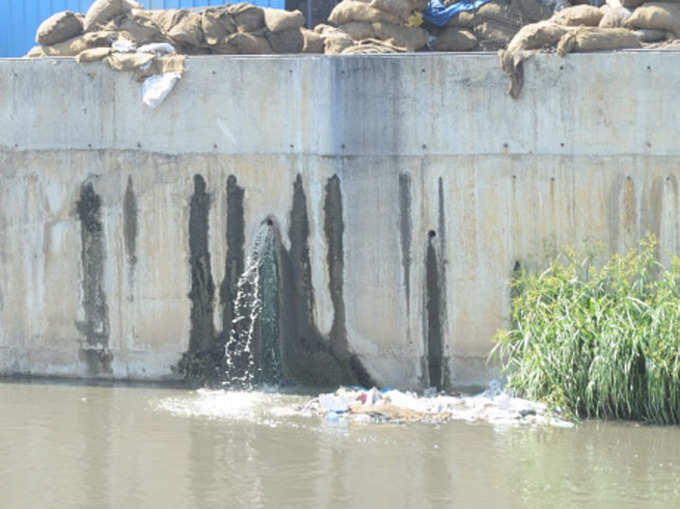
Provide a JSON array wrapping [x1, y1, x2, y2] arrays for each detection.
[[224, 222, 281, 388]]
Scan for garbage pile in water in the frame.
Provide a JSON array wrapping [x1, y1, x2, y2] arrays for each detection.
[[298, 382, 575, 427]]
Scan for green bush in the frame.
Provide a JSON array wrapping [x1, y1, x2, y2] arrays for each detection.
[[492, 237, 680, 424]]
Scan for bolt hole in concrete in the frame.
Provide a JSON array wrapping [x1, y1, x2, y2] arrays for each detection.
[[428, 230, 436, 238]]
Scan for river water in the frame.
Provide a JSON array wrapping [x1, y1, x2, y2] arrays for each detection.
[[1, 380, 679, 509]]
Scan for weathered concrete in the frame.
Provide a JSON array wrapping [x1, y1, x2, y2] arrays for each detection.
[[2, 52, 680, 388]]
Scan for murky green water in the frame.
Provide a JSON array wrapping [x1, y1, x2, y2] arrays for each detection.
[[1, 380, 679, 509]]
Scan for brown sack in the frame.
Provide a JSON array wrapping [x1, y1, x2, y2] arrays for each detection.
[[446, 11, 475, 27], [228, 3, 266, 33], [149, 9, 185, 33], [552, 5, 604, 26], [475, 21, 519, 49], [76, 47, 112, 63], [84, 0, 141, 32], [506, 21, 570, 51], [624, 3, 680, 37], [36, 11, 83, 46], [133, 54, 186, 80], [370, 0, 429, 23], [301, 28, 325, 53], [514, 0, 552, 23], [263, 8, 305, 32], [42, 31, 115, 56], [599, 6, 632, 28], [25, 46, 47, 58], [557, 27, 640, 54], [328, 1, 401, 25], [105, 51, 155, 71], [201, 7, 236, 46], [323, 32, 356, 54], [431, 27, 478, 51], [265, 28, 304, 53], [634, 28, 667, 41], [227, 32, 272, 54], [116, 9, 164, 43], [341, 38, 407, 54], [371, 22, 427, 50], [340, 21, 376, 40], [167, 11, 204, 47]]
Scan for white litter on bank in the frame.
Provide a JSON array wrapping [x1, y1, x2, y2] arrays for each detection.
[[301, 382, 574, 428]]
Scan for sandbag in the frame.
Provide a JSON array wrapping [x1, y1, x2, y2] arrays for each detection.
[[265, 27, 304, 53], [370, 0, 429, 23], [446, 11, 475, 27], [263, 8, 305, 32], [341, 38, 407, 53], [36, 11, 83, 46], [227, 32, 272, 54], [134, 54, 186, 80], [624, 3, 680, 37], [149, 9, 184, 33], [475, 21, 519, 49], [328, 1, 401, 25], [116, 10, 164, 43], [430, 27, 478, 50], [475, 1, 523, 26], [506, 21, 570, 50], [514, 0, 552, 23], [25, 46, 47, 58], [598, 6, 632, 27], [84, 0, 141, 31], [552, 5, 604, 26], [167, 11, 204, 47], [201, 7, 237, 46], [634, 28, 668, 41], [42, 31, 115, 56], [76, 47, 113, 63], [301, 28, 325, 53], [228, 3, 266, 33], [105, 51, 155, 71], [340, 21, 376, 40], [314, 23, 337, 34], [557, 26, 641, 54], [323, 31, 356, 54], [371, 22, 427, 50]]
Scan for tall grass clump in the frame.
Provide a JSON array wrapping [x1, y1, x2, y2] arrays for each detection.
[[492, 236, 680, 424]]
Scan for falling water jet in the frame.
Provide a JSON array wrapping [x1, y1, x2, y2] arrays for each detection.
[[224, 219, 281, 389]]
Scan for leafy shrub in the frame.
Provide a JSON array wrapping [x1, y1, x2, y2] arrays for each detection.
[[492, 237, 680, 424]]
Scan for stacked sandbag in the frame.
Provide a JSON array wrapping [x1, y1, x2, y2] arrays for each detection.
[[326, 0, 428, 51], [473, 0, 526, 50], [25, 1, 310, 58], [624, 2, 680, 38]]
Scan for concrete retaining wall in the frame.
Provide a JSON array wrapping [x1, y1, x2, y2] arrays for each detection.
[[2, 52, 680, 388]]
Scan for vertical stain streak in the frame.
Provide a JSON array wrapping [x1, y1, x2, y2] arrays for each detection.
[[426, 234, 443, 390], [75, 181, 112, 374], [398, 173, 412, 315], [123, 176, 137, 300], [188, 174, 215, 354], [437, 177, 449, 388], [324, 175, 348, 352], [289, 174, 315, 325], [219, 175, 245, 336]]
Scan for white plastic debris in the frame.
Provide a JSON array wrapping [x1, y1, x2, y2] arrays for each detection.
[[319, 394, 349, 413], [112, 37, 136, 53], [137, 42, 175, 56], [142, 72, 181, 109]]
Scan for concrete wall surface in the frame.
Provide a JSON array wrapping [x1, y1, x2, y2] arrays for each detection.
[[2, 52, 680, 389]]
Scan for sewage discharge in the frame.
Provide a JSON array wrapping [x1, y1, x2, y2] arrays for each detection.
[[224, 221, 281, 388]]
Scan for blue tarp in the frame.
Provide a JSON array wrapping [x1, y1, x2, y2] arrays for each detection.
[[422, 0, 494, 26]]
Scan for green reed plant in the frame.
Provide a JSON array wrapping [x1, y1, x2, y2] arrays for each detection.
[[492, 236, 680, 424]]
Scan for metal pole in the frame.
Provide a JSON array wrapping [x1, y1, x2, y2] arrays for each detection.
[[306, 0, 312, 29]]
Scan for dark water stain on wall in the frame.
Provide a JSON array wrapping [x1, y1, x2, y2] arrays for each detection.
[[425, 231, 443, 390], [278, 174, 373, 387], [176, 175, 219, 386], [325, 174, 348, 352], [123, 176, 137, 300], [75, 181, 112, 375], [399, 173, 412, 315], [219, 175, 245, 337]]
